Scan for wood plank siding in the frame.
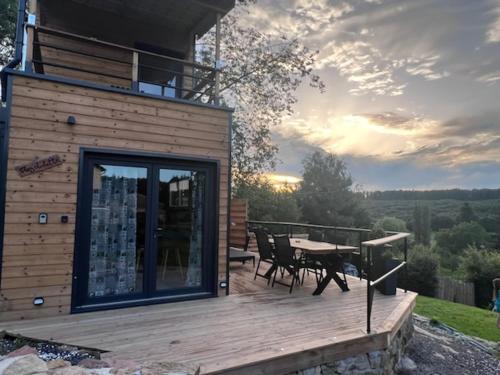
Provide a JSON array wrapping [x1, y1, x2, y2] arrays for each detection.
[[0, 75, 231, 320], [37, 33, 133, 88], [229, 198, 248, 249]]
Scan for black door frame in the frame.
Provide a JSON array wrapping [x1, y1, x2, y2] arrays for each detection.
[[72, 148, 219, 313]]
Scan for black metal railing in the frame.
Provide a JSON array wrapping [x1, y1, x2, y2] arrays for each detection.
[[24, 25, 220, 105], [362, 232, 410, 333], [246, 220, 411, 334]]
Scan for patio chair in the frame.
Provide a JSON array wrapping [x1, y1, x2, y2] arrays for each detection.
[[272, 234, 301, 293], [254, 228, 276, 284], [301, 230, 325, 285], [229, 234, 255, 266]]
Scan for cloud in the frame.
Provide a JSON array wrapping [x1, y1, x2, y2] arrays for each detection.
[[405, 54, 450, 81], [316, 40, 407, 96], [274, 109, 500, 169], [486, 2, 500, 43]]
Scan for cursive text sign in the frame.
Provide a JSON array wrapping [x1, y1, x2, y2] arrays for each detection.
[[15, 155, 64, 177]]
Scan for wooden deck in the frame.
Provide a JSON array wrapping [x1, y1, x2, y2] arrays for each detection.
[[0, 261, 416, 375]]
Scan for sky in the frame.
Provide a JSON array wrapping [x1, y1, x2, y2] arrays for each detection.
[[243, 0, 500, 191]]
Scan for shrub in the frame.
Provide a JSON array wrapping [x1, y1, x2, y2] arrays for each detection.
[[461, 247, 500, 308], [373, 216, 408, 233], [372, 217, 408, 254], [401, 245, 439, 297], [435, 222, 492, 270]]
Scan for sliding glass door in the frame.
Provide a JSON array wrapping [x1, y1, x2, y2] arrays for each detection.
[[155, 168, 206, 292], [73, 153, 217, 311]]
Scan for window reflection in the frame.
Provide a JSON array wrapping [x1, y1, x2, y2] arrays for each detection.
[[156, 169, 205, 290]]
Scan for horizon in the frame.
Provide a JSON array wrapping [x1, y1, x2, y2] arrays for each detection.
[[245, 0, 500, 191]]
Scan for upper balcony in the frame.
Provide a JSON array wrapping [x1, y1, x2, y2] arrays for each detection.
[[18, 0, 234, 106]]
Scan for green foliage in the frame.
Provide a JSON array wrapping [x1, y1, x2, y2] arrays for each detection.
[[402, 245, 439, 297], [415, 295, 500, 342], [0, 0, 17, 65], [297, 151, 369, 227], [369, 226, 386, 240], [362, 198, 500, 231], [431, 214, 455, 231], [233, 179, 300, 222], [461, 247, 500, 308], [457, 202, 477, 223], [373, 216, 408, 233], [435, 222, 491, 270], [413, 204, 431, 245]]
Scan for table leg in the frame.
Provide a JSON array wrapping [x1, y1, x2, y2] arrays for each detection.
[[312, 256, 350, 295]]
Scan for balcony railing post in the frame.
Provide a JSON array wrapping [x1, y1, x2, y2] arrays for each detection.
[[132, 51, 139, 91], [24, 0, 38, 72], [359, 231, 363, 280], [366, 245, 372, 334], [214, 12, 222, 105], [404, 237, 408, 293]]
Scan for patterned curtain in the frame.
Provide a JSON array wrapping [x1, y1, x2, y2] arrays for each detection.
[[185, 172, 205, 286], [88, 175, 138, 297]]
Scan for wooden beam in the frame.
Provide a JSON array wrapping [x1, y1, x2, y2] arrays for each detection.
[[131, 51, 139, 91], [188, 0, 231, 15], [214, 12, 222, 105], [24, 0, 38, 72]]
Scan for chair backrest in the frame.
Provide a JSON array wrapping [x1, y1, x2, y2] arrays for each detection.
[[325, 230, 348, 245], [308, 230, 323, 242], [272, 234, 295, 265], [254, 228, 274, 260]]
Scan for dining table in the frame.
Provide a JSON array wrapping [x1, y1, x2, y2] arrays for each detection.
[[265, 237, 358, 295]]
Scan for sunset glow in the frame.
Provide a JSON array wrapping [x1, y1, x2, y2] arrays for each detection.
[[246, 0, 500, 190]]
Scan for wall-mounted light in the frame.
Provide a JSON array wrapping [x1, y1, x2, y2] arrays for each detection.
[[67, 116, 76, 126], [219, 281, 227, 289], [33, 297, 44, 306]]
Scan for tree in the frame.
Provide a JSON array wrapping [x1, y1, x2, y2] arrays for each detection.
[[0, 0, 17, 66], [457, 202, 477, 223], [435, 221, 491, 270], [199, 0, 324, 186], [413, 204, 431, 245], [297, 151, 368, 227], [233, 178, 300, 222]]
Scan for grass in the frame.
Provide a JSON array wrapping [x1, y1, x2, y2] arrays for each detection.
[[415, 295, 500, 342]]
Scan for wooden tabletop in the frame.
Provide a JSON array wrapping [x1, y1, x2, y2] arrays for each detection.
[[271, 238, 358, 255]]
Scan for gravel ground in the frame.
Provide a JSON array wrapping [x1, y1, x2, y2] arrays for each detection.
[[0, 333, 99, 365], [406, 315, 500, 375]]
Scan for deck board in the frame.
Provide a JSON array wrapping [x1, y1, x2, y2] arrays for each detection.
[[0, 261, 416, 374]]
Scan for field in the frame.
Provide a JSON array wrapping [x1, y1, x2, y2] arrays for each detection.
[[362, 198, 500, 231], [415, 295, 500, 342]]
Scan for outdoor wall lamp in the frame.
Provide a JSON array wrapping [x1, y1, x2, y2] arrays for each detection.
[[67, 116, 76, 125]]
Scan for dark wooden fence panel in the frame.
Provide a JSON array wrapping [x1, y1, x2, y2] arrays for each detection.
[[437, 276, 475, 306]]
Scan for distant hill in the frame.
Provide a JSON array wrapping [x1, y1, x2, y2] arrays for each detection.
[[364, 188, 500, 201]]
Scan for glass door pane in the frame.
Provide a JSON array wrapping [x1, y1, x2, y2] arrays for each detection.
[[88, 164, 147, 299], [156, 168, 206, 291]]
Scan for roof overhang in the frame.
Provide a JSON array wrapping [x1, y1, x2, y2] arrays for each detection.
[[67, 0, 235, 37]]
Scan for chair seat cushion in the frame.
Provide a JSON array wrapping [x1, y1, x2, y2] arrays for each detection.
[[229, 247, 255, 262]]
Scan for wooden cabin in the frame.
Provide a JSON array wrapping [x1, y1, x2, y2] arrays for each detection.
[[0, 0, 234, 320]]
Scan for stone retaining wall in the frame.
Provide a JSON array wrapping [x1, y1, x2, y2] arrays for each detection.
[[288, 315, 414, 375]]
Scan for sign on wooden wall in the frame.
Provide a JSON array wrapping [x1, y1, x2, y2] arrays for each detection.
[[15, 155, 64, 177]]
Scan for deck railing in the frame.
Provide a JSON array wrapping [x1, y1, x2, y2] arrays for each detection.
[[246, 220, 411, 334], [362, 232, 410, 333], [23, 24, 220, 105]]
